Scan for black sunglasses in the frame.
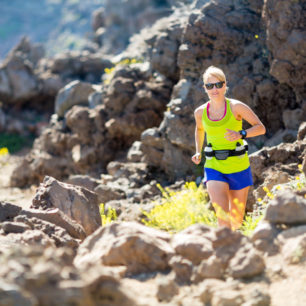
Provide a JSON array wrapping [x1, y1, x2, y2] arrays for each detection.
[[204, 81, 225, 90]]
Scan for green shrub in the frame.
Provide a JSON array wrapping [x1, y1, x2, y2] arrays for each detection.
[[0, 133, 34, 153]]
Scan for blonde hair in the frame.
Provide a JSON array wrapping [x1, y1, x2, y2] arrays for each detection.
[[203, 66, 226, 84]]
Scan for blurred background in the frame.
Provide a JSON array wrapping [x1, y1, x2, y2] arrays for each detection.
[[0, 0, 105, 59]]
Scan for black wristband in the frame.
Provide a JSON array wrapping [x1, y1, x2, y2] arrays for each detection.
[[239, 130, 247, 139]]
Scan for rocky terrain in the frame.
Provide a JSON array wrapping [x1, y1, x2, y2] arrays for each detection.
[[0, 0, 306, 305]]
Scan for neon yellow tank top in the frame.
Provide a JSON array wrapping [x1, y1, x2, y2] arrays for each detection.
[[202, 98, 250, 174]]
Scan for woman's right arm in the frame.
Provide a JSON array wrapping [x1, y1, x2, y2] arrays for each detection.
[[192, 107, 205, 165]]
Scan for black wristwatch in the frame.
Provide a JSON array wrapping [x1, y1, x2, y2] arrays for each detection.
[[239, 130, 247, 139]]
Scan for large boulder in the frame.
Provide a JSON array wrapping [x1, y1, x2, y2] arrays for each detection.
[[264, 190, 306, 225], [48, 50, 112, 83], [31, 176, 101, 236], [55, 80, 96, 117], [74, 221, 173, 275]]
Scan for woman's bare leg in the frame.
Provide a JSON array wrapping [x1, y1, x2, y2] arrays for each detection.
[[206, 180, 231, 228], [229, 186, 250, 230]]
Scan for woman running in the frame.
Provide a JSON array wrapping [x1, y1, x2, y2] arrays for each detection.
[[192, 66, 266, 230]]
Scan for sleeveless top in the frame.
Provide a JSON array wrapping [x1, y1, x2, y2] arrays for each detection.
[[201, 98, 250, 174]]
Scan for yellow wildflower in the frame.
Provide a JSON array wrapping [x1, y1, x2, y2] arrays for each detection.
[[267, 192, 274, 199], [0, 147, 9, 156]]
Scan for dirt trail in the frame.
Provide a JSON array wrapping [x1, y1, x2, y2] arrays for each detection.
[[0, 150, 36, 209]]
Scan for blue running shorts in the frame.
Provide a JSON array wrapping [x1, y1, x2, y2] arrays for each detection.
[[203, 166, 253, 190]]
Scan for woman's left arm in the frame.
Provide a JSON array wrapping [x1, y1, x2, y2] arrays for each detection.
[[225, 101, 266, 141]]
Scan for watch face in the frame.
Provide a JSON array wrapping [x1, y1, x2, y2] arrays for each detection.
[[240, 130, 247, 137]]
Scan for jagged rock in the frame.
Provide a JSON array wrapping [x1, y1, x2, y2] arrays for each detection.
[[0, 246, 94, 305], [106, 162, 149, 186], [31, 176, 101, 236], [74, 221, 173, 275], [0, 202, 21, 222], [81, 266, 136, 305], [0, 222, 31, 234], [255, 171, 289, 200], [150, 11, 188, 81], [1, 230, 55, 249], [0, 37, 45, 106], [281, 233, 306, 264], [8, 36, 45, 67], [1, 54, 38, 103], [211, 290, 244, 306], [198, 279, 230, 305], [156, 276, 179, 302], [49, 50, 112, 83], [12, 215, 80, 248], [192, 255, 224, 283], [94, 185, 126, 204], [55, 81, 96, 117], [251, 221, 280, 254], [264, 190, 306, 225], [19, 208, 86, 240], [250, 138, 306, 187], [66, 175, 100, 191], [65, 106, 95, 144], [168, 255, 193, 284], [276, 225, 306, 264], [103, 64, 172, 145], [141, 128, 164, 167], [170, 224, 213, 265], [227, 244, 265, 279], [283, 109, 304, 130], [210, 227, 247, 265], [39, 71, 64, 97], [263, 0, 306, 103]]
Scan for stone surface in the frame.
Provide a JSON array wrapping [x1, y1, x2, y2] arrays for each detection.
[[227, 245, 265, 279], [170, 224, 213, 265], [0, 201, 21, 222], [19, 208, 86, 240], [55, 81, 95, 117], [74, 221, 173, 275], [31, 176, 101, 236], [265, 190, 306, 225]]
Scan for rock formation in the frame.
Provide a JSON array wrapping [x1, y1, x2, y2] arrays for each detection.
[[0, 0, 306, 303], [1, 182, 306, 304]]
